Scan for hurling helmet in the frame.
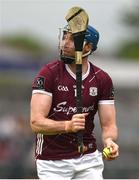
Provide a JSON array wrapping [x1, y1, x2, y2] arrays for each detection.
[[59, 24, 99, 64]]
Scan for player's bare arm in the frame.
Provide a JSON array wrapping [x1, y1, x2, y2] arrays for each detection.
[[98, 104, 119, 160], [30, 93, 87, 135]]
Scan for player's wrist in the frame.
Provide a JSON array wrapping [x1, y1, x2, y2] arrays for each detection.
[[103, 137, 114, 146], [65, 121, 72, 133]]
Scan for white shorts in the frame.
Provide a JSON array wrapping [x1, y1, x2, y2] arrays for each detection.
[[36, 150, 104, 180]]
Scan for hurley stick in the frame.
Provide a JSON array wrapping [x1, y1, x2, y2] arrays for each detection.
[[65, 7, 89, 153]]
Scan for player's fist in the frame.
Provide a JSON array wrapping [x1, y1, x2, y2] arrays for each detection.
[[65, 113, 88, 133], [103, 138, 119, 160]]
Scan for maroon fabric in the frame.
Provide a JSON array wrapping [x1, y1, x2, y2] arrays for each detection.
[[32, 60, 114, 160]]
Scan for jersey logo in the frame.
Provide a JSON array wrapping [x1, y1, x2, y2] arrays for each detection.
[[89, 87, 97, 96], [58, 85, 69, 92], [53, 101, 94, 115], [34, 76, 45, 89]]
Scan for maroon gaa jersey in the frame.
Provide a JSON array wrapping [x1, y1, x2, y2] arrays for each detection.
[[32, 60, 114, 160]]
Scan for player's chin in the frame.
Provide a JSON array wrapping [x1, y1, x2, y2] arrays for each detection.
[[62, 50, 75, 56], [63, 52, 74, 57]]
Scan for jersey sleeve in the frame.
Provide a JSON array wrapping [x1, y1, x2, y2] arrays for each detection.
[[98, 72, 115, 105], [32, 65, 53, 96]]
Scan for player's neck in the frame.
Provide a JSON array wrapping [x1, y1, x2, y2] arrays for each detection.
[[67, 59, 88, 75]]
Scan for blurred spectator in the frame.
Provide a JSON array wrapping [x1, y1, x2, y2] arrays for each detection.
[[0, 114, 34, 178]]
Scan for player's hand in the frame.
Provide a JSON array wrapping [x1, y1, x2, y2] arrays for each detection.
[[65, 113, 88, 133], [103, 138, 119, 160]]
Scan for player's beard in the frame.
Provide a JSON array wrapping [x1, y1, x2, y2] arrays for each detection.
[[59, 44, 76, 64], [61, 47, 75, 58]]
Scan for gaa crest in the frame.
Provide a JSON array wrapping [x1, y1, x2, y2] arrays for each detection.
[[89, 87, 97, 96]]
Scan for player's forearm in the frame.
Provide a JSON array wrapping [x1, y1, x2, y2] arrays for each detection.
[[30, 117, 67, 135], [30, 113, 86, 135], [102, 125, 118, 145]]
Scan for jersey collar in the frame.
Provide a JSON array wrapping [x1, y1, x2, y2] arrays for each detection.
[[65, 61, 90, 80]]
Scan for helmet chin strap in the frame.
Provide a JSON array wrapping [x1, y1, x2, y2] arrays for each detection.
[[82, 50, 92, 58], [60, 50, 92, 64]]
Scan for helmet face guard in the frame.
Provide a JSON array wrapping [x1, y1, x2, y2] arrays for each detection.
[[59, 25, 99, 64]]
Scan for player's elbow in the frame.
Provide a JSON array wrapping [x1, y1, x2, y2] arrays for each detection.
[[30, 120, 37, 133], [30, 117, 41, 133]]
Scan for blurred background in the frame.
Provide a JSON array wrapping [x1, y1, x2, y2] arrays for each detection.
[[0, 0, 139, 178]]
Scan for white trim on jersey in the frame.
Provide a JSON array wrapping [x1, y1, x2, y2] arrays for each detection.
[[98, 100, 115, 104], [36, 133, 44, 155], [89, 69, 102, 83], [65, 61, 90, 80], [32, 89, 52, 97]]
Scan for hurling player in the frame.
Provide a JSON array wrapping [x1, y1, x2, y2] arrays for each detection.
[[30, 24, 119, 179]]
